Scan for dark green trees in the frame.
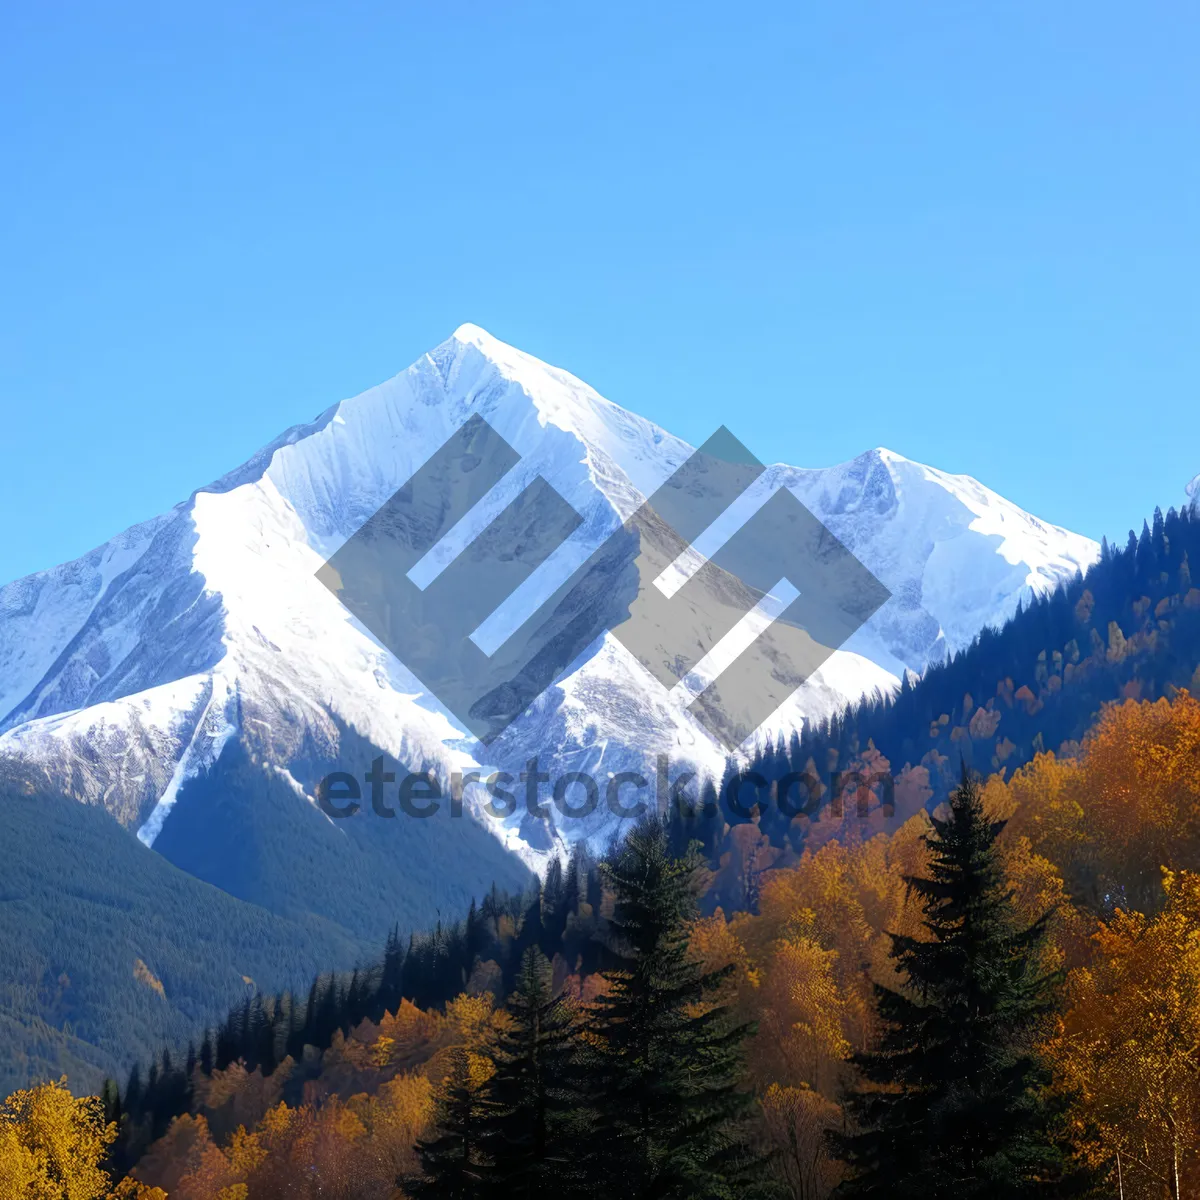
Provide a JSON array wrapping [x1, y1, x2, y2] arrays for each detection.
[[834, 771, 1075, 1199], [583, 817, 766, 1199], [407, 819, 766, 1199], [484, 946, 584, 1198], [407, 948, 583, 1200], [408, 1045, 493, 1199]]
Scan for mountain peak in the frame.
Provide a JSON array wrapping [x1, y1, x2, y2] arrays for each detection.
[[434, 323, 598, 421], [449, 321, 501, 347], [445, 322, 542, 379]]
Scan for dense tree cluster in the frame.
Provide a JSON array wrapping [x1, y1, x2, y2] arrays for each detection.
[[48, 693, 1193, 1197], [409, 822, 767, 1198], [106, 841, 614, 1170]]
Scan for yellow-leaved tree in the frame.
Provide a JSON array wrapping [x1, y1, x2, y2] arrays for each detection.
[[0, 1077, 115, 1199]]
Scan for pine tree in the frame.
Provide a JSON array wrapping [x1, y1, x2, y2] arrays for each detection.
[[582, 817, 767, 1199], [293, 976, 320, 1058], [215, 1005, 238, 1069], [343, 968, 362, 1035], [313, 973, 341, 1048], [254, 995, 278, 1073], [100, 1077, 121, 1127], [407, 1045, 494, 1199], [833, 770, 1077, 1198], [481, 946, 584, 1198], [540, 860, 570, 956], [378, 924, 405, 1019], [123, 1064, 142, 1120]]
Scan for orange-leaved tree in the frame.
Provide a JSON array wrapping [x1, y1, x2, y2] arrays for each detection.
[[1006, 692, 1200, 912], [1047, 869, 1200, 1200]]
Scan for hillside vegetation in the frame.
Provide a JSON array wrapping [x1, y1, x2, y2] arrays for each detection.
[[0, 765, 370, 1097]]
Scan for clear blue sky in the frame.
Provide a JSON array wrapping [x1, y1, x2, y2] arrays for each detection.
[[2, 2, 1196, 584]]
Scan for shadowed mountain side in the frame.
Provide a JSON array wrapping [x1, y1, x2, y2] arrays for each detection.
[[0, 762, 372, 1096], [152, 731, 535, 945]]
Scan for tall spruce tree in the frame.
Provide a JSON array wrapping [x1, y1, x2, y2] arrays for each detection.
[[408, 1044, 494, 1199], [582, 817, 767, 1199], [378, 923, 405, 1020], [834, 770, 1077, 1198], [481, 946, 585, 1198]]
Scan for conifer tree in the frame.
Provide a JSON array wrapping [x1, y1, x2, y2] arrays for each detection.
[[342, 968, 362, 1035], [376, 923, 406, 1020], [466, 897, 487, 965], [582, 817, 767, 1199], [833, 771, 1078, 1198], [215, 1004, 239, 1069], [481, 946, 584, 1198], [100, 1076, 121, 1127], [540, 860, 570, 956], [313, 972, 341, 1047], [408, 1045, 494, 1199], [123, 1064, 142, 1119]]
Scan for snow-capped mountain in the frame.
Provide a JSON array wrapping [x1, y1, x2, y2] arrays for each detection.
[[0, 326, 1098, 894]]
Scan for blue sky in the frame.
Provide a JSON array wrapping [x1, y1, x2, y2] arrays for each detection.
[[2, 1, 1196, 584]]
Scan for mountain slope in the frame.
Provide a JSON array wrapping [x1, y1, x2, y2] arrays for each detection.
[[0, 762, 372, 1097]]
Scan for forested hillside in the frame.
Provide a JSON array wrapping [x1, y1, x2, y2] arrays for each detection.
[[0, 761, 371, 1098], [689, 501, 1200, 908], [0, 718, 535, 1098]]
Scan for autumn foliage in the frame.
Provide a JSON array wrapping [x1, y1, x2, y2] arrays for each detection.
[[4, 693, 1200, 1198]]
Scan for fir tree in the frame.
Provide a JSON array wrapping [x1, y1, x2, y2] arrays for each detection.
[[342, 968, 362, 1035], [313, 973, 341, 1048], [378, 923, 405, 1019], [407, 1044, 494, 1199], [833, 770, 1078, 1198], [582, 817, 767, 1199], [100, 1077, 121, 1127], [215, 1004, 239, 1069], [481, 946, 584, 1198], [540, 860, 570, 956]]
